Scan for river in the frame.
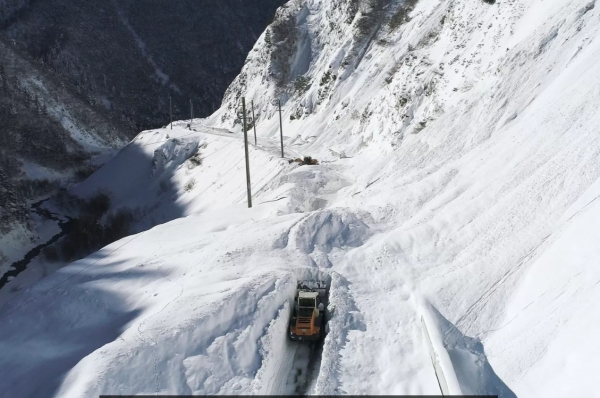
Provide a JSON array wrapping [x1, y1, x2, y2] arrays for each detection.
[[0, 199, 73, 290]]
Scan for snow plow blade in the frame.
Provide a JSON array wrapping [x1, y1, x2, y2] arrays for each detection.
[[288, 281, 328, 342]]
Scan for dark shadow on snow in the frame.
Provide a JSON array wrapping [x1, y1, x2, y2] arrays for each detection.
[[1, 140, 189, 297], [0, 257, 151, 398]]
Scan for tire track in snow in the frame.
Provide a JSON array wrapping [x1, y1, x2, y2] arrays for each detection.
[[291, 339, 325, 394], [271, 209, 372, 393], [257, 303, 325, 395], [250, 270, 333, 395]]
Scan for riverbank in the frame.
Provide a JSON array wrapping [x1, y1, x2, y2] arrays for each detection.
[[0, 198, 73, 308]]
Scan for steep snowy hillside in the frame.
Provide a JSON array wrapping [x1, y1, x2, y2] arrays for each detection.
[[2, 0, 600, 396], [210, 1, 600, 394], [0, 0, 286, 132], [0, 36, 126, 279], [0, 0, 286, 285]]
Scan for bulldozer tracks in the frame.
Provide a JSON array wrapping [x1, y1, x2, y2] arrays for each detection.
[[288, 339, 324, 394]]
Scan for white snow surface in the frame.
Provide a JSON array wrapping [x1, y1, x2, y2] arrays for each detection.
[[2, 0, 600, 396]]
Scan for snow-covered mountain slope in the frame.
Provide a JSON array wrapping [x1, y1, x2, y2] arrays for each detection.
[[0, 0, 286, 282], [0, 0, 286, 133], [208, 0, 600, 392], [0, 122, 303, 308], [2, 0, 600, 396], [0, 36, 127, 280]]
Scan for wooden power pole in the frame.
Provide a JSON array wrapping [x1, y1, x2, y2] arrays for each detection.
[[170, 95, 173, 130], [242, 98, 252, 208], [251, 100, 257, 145], [190, 99, 193, 130], [278, 99, 284, 158]]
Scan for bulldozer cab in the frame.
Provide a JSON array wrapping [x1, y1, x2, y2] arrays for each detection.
[[289, 281, 327, 342], [298, 291, 318, 311]]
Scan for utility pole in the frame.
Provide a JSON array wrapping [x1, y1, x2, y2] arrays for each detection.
[[242, 98, 252, 208], [170, 95, 173, 130], [189, 99, 193, 130], [251, 100, 257, 145], [278, 99, 284, 158]]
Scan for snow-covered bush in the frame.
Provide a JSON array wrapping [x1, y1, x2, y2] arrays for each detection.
[[53, 193, 136, 262], [42, 245, 60, 262], [184, 178, 196, 192], [58, 209, 135, 261], [158, 179, 171, 195], [294, 75, 312, 93], [388, 0, 419, 31], [84, 192, 111, 216], [188, 152, 202, 168], [74, 164, 99, 181], [354, 0, 390, 36]]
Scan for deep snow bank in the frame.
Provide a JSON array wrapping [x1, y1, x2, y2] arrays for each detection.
[[207, 0, 600, 394]]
